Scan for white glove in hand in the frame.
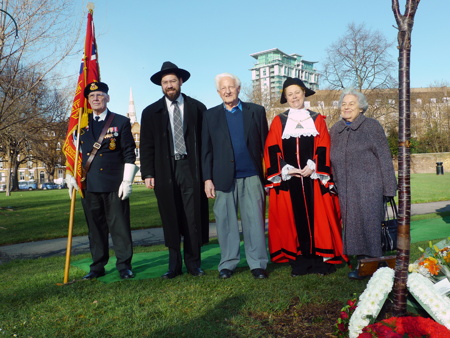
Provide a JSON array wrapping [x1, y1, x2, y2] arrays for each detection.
[[118, 163, 138, 200], [65, 174, 79, 198], [118, 181, 132, 200]]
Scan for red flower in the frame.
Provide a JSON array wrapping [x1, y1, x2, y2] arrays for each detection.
[[347, 299, 356, 307], [337, 323, 345, 332], [360, 317, 450, 338], [340, 311, 349, 320]]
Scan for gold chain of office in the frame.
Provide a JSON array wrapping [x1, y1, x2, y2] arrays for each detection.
[[288, 116, 311, 124]]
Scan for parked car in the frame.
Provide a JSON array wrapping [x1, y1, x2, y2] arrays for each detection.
[[41, 182, 64, 190], [18, 182, 38, 190]]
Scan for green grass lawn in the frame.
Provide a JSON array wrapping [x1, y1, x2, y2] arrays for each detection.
[[408, 173, 450, 203], [0, 239, 437, 337], [0, 186, 215, 245], [1, 173, 449, 245], [0, 174, 448, 336]]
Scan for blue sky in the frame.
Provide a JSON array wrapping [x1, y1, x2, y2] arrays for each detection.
[[64, 0, 450, 121]]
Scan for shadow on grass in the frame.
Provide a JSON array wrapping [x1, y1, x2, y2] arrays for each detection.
[[436, 207, 450, 224], [150, 295, 247, 337]]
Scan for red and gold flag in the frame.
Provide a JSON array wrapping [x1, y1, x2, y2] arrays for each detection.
[[63, 7, 100, 194]]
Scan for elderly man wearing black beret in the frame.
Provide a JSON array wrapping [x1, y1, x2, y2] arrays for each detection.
[[66, 81, 138, 280]]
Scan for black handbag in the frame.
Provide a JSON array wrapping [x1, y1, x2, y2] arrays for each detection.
[[381, 197, 398, 252]]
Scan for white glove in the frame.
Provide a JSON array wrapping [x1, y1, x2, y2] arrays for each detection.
[[65, 174, 79, 198], [118, 163, 139, 200]]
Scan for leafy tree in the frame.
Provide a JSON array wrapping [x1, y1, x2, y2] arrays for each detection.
[[387, 126, 399, 157], [417, 124, 450, 153]]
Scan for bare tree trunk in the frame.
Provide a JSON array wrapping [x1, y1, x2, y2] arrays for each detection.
[[391, 0, 421, 316]]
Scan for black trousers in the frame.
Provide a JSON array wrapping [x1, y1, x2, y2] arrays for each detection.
[[81, 191, 133, 272], [169, 158, 201, 273]]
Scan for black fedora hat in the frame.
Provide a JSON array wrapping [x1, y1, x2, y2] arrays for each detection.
[[280, 77, 315, 104], [84, 81, 109, 98], [150, 61, 191, 85]]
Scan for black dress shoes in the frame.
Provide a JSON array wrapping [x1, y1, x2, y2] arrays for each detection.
[[188, 268, 205, 277], [82, 271, 105, 280], [251, 268, 268, 279], [218, 269, 233, 279], [119, 269, 135, 279], [161, 270, 182, 279]]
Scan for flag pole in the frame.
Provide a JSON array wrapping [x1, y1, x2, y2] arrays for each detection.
[[62, 3, 96, 284], [63, 107, 84, 284]]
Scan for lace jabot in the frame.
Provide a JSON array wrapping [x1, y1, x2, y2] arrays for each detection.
[[282, 108, 319, 139]]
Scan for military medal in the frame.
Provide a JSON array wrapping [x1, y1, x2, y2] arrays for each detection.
[[109, 138, 116, 150]]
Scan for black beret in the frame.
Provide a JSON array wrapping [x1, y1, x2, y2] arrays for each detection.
[[84, 81, 109, 98]]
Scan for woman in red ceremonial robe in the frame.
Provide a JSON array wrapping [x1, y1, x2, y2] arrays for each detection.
[[264, 77, 348, 276]]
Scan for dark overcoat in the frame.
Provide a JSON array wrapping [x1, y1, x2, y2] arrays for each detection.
[[201, 102, 268, 192], [80, 110, 136, 192], [140, 94, 209, 248], [330, 114, 397, 257]]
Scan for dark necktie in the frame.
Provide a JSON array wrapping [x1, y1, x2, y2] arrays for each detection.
[[93, 116, 101, 139], [172, 101, 186, 154]]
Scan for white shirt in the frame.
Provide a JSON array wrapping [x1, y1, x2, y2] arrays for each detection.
[[92, 109, 108, 122]]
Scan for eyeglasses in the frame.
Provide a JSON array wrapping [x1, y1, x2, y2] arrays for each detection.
[[162, 79, 179, 86]]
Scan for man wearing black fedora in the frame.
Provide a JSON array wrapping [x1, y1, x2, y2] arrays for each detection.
[[140, 62, 209, 278]]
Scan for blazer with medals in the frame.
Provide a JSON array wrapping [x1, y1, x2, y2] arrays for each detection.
[[139, 94, 209, 248], [202, 101, 268, 192], [80, 110, 136, 193]]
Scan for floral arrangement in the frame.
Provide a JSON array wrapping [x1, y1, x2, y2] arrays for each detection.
[[358, 316, 450, 337], [409, 237, 450, 282], [348, 267, 395, 338], [407, 272, 450, 330], [334, 294, 358, 338]]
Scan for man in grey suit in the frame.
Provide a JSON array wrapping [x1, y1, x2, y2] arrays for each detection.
[[202, 73, 269, 279]]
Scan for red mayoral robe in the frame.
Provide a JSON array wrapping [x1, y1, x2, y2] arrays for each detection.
[[264, 110, 348, 265]]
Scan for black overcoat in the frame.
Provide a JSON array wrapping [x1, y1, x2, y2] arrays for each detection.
[[140, 94, 209, 247]]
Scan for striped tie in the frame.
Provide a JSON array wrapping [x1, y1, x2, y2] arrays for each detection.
[[172, 101, 186, 154]]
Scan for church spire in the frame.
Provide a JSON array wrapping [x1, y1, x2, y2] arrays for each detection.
[[127, 87, 136, 124]]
